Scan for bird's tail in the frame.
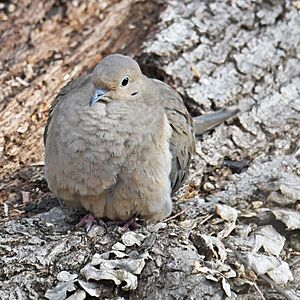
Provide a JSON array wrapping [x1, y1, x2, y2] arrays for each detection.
[[193, 106, 239, 135]]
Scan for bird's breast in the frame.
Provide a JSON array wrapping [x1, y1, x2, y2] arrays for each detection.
[[57, 100, 162, 167]]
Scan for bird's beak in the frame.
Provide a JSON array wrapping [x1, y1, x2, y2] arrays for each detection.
[[90, 88, 108, 107]]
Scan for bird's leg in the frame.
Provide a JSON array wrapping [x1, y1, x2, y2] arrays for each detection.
[[122, 216, 141, 231], [75, 213, 97, 231], [106, 215, 140, 231]]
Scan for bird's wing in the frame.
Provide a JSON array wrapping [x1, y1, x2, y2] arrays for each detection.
[[43, 74, 92, 146], [153, 79, 195, 194]]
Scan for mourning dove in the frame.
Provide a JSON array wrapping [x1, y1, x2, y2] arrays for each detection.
[[44, 54, 238, 224]]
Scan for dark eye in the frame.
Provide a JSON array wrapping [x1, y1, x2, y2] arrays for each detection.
[[121, 76, 129, 87]]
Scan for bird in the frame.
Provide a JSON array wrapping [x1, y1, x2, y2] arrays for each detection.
[[44, 54, 238, 228]]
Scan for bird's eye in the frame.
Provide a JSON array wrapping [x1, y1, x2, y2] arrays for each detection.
[[121, 76, 129, 87]]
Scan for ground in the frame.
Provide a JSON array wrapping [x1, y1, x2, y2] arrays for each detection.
[[0, 0, 300, 299]]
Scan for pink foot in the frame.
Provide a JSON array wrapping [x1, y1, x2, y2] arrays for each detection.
[[122, 217, 141, 231], [75, 213, 97, 231], [106, 216, 140, 231]]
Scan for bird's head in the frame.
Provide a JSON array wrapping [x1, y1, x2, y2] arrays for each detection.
[[90, 54, 144, 106]]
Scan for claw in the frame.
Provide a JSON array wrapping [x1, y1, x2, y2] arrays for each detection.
[[75, 214, 140, 231], [122, 217, 141, 231], [75, 213, 97, 231], [106, 215, 140, 231]]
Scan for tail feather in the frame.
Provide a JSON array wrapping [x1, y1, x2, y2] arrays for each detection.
[[193, 106, 239, 135]]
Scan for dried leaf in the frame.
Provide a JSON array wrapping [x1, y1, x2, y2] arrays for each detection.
[[179, 219, 198, 230], [234, 224, 252, 237], [193, 262, 211, 274], [201, 234, 227, 261], [247, 253, 280, 275], [268, 191, 297, 206], [57, 271, 78, 282], [272, 209, 300, 230], [215, 261, 237, 279], [215, 204, 238, 222], [222, 278, 231, 297], [121, 232, 145, 247], [252, 225, 285, 257], [206, 274, 218, 282], [45, 281, 77, 300], [81, 264, 138, 291], [78, 280, 101, 297], [65, 289, 86, 300], [267, 260, 294, 285], [280, 182, 300, 201], [218, 222, 236, 239], [112, 242, 126, 251]]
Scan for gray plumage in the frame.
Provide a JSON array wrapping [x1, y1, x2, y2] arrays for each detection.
[[44, 54, 237, 222]]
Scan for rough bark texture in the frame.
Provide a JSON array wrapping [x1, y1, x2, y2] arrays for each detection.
[[1, 0, 300, 299]]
